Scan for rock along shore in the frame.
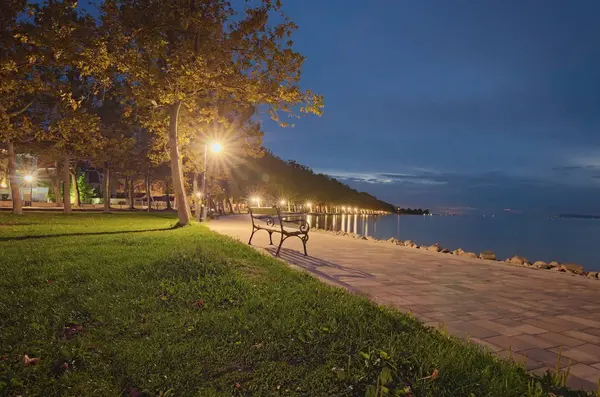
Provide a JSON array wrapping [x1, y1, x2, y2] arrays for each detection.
[[310, 227, 597, 280]]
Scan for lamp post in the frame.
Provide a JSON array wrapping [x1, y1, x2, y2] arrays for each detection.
[[200, 142, 222, 222], [24, 174, 34, 207]]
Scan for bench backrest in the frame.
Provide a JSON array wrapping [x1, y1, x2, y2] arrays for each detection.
[[248, 206, 310, 233]]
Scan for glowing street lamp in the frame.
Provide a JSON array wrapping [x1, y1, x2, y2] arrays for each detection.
[[24, 174, 34, 207], [200, 142, 223, 222], [210, 142, 223, 153], [252, 197, 261, 207], [0, 180, 6, 188], [306, 201, 312, 213]]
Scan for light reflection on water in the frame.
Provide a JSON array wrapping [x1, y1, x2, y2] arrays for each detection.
[[305, 214, 600, 271]]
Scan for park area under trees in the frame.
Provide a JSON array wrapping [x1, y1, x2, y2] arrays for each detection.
[[0, 0, 396, 219]]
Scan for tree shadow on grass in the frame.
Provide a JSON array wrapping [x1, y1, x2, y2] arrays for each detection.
[[265, 247, 374, 292], [0, 225, 179, 242]]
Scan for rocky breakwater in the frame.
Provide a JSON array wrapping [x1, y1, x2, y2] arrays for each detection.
[[310, 227, 597, 280]]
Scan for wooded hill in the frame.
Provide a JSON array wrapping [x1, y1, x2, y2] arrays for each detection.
[[219, 150, 395, 212]]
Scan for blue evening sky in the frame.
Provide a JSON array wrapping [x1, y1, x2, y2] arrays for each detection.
[[260, 0, 600, 214]]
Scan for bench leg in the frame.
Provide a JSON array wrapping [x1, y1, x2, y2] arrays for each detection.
[[302, 238, 308, 256], [248, 229, 256, 245], [276, 234, 286, 256], [268, 231, 273, 245]]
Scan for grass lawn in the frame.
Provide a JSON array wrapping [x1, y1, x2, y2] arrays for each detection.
[[0, 212, 587, 396]]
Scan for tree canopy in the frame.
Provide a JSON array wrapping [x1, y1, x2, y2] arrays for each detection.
[[0, 1, 397, 217]]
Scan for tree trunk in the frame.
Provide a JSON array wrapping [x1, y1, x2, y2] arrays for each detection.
[[168, 101, 191, 225], [7, 141, 22, 214], [128, 178, 135, 210], [165, 180, 171, 210], [146, 169, 152, 212], [71, 170, 80, 207], [192, 172, 200, 221], [63, 154, 71, 214], [47, 164, 62, 206], [103, 166, 110, 212], [226, 197, 234, 214]]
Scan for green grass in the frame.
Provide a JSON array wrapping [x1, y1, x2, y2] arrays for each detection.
[[0, 212, 587, 396]]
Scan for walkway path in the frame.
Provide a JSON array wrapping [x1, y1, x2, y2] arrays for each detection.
[[210, 215, 600, 390]]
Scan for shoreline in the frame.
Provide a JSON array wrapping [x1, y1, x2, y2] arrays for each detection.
[[310, 226, 598, 280]]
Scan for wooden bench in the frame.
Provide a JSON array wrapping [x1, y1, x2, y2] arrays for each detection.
[[248, 206, 310, 256]]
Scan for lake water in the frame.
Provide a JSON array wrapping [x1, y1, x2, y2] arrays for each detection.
[[305, 214, 600, 271]]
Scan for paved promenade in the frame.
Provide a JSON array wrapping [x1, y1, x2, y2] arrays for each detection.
[[210, 215, 600, 390]]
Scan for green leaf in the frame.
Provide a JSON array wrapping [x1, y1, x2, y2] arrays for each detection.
[[365, 385, 377, 397], [378, 367, 393, 386]]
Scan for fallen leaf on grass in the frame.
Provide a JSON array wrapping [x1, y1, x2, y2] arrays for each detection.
[[23, 354, 40, 366], [191, 299, 205, 309], [62, 323, 84, 340], [251, 343, 264, 349], [235, 383, 241, 389], [419, 368, 439, 381], [51, 360, 70, 377]]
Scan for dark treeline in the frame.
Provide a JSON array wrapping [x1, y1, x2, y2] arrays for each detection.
[[396, 208, 430, 215], [218, 150, 394, 212]]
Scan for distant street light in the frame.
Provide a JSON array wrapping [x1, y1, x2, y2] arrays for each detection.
[[24, 174, 34, 207], [252, 197, 261, 207], [200, 142, 223, 222], [280, 199, 286, 206]]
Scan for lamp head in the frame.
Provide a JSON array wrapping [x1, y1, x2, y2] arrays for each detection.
[[210, 143, 223, 153]]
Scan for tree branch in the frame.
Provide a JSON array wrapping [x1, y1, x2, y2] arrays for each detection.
[[7, 100, 34, 118]]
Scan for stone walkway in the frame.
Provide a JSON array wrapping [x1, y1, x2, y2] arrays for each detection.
[[210, 215, 600, 390]]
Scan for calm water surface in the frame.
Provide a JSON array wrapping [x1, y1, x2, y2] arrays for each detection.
[[305, 214, 600, 271]]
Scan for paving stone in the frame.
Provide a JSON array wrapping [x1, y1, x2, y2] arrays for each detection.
[[484, 335, 537, 352], [563, 330, 600, 345], [520, 348, 570, 368], [557, 344, 600, 364], [513, 334, 561, 350], [537, 332, 587, 348], [568, 363, 600, 384], [567, 375, 598, 391]]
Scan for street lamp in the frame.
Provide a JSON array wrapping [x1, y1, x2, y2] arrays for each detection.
[[24, 174, 34, 207], [306, 201, 312, 213], [199, 142, 222, 222], [252, 197, 261, 207]]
